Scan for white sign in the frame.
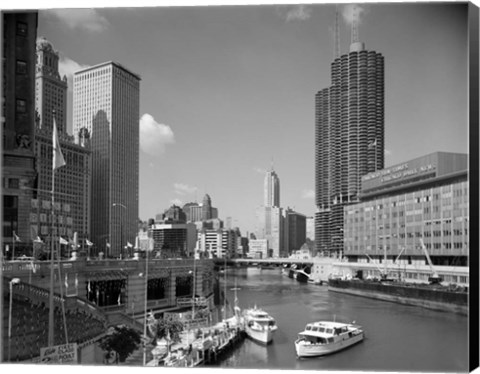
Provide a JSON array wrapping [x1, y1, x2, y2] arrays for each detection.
[[40, 343, 78, 364]]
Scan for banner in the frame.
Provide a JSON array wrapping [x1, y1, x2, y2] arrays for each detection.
[[40, 343, 78, 364]]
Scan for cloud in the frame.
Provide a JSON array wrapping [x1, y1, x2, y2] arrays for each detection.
[[341, 4, 368, 25], [174, 183, 197, 196], [139, 114, 175, 157], [253, 167, 266, 174], [44, 9, 110, 33], [170, 198, 183, 206], [58, 54, 89, 89], [302, 189, 315, 199], [277, 5, 313, 22]]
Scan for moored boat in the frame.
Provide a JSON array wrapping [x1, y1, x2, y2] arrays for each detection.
[[294, 321, 364, 357], [243, 306, 277, 344]]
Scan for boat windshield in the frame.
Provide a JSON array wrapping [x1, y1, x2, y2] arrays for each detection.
[[306, 325, 312, 331], [319, 327, 325, 333], [326, 329, 333, 334]]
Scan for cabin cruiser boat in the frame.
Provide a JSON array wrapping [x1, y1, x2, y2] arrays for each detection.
[[294, 321, 364, 357], [243, 306, 277, 344]]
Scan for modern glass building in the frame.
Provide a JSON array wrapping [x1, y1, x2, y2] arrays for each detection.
[[73, 62, 140, 257], [342, 152, 469, 285]]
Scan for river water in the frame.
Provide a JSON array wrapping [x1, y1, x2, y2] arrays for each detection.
[[217, 267, 468, 373]]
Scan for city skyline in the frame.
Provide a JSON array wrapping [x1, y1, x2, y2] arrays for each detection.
[[34, 2, 468, 235]]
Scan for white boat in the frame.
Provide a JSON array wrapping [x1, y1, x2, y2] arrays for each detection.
[[243, 306, 277, 344], [294, 321, 364, 357]]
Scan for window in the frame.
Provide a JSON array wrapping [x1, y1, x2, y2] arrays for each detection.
[[16, 99, 27, 113], [8, 178, 19, 189], [16, 60, 27, 75], [16, 21, 27, 36]]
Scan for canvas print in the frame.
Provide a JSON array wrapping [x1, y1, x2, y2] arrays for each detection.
[[1, 2, 475, 373]]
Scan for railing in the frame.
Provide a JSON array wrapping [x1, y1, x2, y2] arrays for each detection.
[[177, 297, 209, 307]]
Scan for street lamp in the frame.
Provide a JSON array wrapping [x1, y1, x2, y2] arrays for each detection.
[[8, 278, 20, 361], [113, 203, 126, 259]]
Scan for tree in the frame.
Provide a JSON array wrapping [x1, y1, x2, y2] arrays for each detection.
[[150, 316, 184, 351], [99, 325, 141, 363]]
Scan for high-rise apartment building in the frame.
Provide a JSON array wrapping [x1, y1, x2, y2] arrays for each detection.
[[315, 33, 384, 255], [73, 62, 140, 257], [2, 12, 38, 256], [33, 37, 91, 250], [264, 167, 280, 207]]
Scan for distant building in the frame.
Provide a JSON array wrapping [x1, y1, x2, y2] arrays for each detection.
[[160, 205, 186, 223], [150, 222, 196, 258], [73, 61, 140, 257], [249, 239, 268, 259], [306, 217, 315, 241], [196, 228, 238, 259], [264, 166, 280, 207], [283, 208, 307, 255], [255, 205, 284, 258], [256, 167, 284, 257], [183, 195, 218, 223], [2, 12, 38, 255]]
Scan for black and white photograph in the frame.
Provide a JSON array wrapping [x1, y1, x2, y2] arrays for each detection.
[[1, 1, 478, 373]]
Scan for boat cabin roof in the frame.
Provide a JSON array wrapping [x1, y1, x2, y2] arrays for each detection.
[[300, 321, 356, 337]]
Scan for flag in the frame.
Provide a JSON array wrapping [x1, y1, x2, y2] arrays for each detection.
[[30, 261, 37, 273], [52, 117, 66, 170], [134, 236, 140, 250], [87, 280, 92, 294], [59, 236, 69, 245], [117, 293, 121, 306], [127, 242, 133, 248], [13, 231, 21, 242], [65, 274, 68, 289], [368, 139, 377, 148], [106, 242, 111, 248], [86, 239, 94, 246]]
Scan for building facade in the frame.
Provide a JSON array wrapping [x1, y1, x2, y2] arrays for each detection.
[[33, 37, 91, 251], [315, 39, 384, 255], [264, 167, 280, 207], [149, 222, 196, 258], [342, 152, 469, 284], [35, 37, 67, 133], [283, 208, 307, 255], [73, 62, 140, 257], [196, 228, 238, 259], [255, 205, 284, 258], [2, 12, 38, 256]]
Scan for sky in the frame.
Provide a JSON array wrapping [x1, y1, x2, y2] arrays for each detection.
[[32, 1, 469, 235]]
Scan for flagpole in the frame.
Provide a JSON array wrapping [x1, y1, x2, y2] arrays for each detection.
[[48, 166, 56, 346]]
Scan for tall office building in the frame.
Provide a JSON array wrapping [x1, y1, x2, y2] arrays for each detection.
[[283, 208, 307, 254], [264, 167, 280, 207], [2, 12, 38, 255], [33, 37, 91, 250], [315, 16, 384, 255], [73, 62, 140, 257]]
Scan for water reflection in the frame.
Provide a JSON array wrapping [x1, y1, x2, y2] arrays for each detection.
[[219, 267, 468, 372]]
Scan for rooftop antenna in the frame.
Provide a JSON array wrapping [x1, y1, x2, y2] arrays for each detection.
[[271, 157, 274, 172], [334, 4, 340, 59], [351, 4, 359, 44]]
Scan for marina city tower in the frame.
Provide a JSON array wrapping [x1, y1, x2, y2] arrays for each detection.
[[315, 14, 384, 255]]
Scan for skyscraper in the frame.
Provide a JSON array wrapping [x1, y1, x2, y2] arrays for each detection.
[[264, 167, 280, 207], [2, 12, 38, 254], [256, 167, 284, 257], [315, 15, 384, 255], [33, 37, 91, 250], [73, 62, 140, 257]]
